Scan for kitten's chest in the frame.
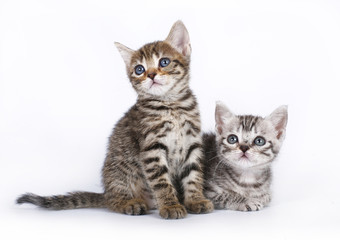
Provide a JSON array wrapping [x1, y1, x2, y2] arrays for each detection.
[[165, 111, 194, 146], [162, 110, 200, 162]]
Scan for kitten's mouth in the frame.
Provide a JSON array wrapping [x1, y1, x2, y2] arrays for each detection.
[[240, 153, 249, 160], [150, 80, 163, 88]]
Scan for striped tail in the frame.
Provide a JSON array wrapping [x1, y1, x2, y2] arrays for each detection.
[[16, 192, 106, 210]]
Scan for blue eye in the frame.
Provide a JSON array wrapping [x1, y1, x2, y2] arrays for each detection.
[[135, 65, 145, 75], [227, 135, 238, 144], [254, 136, 266, 146], [159, 58, 171, 67]]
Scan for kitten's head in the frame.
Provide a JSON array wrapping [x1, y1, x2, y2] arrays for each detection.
[[114, 21, 191, 99], [215, 102, 288, 169]]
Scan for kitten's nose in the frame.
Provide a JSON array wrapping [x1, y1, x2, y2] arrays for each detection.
[[240, 145, 249, 153], [147, 72, 157, 80]]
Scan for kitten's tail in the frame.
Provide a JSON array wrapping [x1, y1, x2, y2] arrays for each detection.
[[16, 192, 106, 210]]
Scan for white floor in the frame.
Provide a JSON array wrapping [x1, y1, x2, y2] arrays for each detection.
[[3, 189, 340, 240], [1, 0, 340, 239], [3, 145, 340, 240]]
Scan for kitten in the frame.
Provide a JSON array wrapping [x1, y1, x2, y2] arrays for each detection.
[[202, 102, 287, 211], [17, 21, 213, 219]]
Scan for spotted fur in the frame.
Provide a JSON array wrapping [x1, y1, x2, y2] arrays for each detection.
[[202, 102, 288, 211], [17, 21, 213, 219]]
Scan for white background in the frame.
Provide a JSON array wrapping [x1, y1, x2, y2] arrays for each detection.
[[1, 0, 340, 239]]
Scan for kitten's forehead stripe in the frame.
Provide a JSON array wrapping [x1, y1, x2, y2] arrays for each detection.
[[150, 44, 158, 58], [238, 115, 261, 132], [132, 41, 185, 64]]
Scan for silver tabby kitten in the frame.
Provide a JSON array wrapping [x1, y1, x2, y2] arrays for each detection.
[[17, 21, 213, 219], [203, 102, 288, 211]]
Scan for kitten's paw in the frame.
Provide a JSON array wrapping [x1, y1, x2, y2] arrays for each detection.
[[122, 198, 148, 215], [238, 202, 264, 212], [159, 204, 187, 219], [185, 199, 214, 214]]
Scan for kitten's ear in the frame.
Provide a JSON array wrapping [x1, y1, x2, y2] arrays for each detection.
[[215, 101, 234, 135], [114, 42, 134, 67], [266, 105, 288, 140], [165, 20, 191, 56]]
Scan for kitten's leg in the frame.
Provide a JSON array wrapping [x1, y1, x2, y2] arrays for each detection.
[[180, 144, 214, 214], [205, 191, 231, 210], [207, 190, 248, 210], [208, 191, 267, 211], [141, 142, 187, 219], [103, 157, 148, 215], [104, 181, 148, 215]]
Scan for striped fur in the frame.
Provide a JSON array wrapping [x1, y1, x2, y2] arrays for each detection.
[[17, 21, 213, 219], [17, 192, 105, 210], [202, 102, 287, 211]]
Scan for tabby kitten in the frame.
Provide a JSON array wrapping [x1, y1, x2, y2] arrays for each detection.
[[203, 102, 287, 211], [17, 21, 213, 219]]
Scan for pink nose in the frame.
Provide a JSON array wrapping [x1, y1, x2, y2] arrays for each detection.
[[240, 145, 249, 153], [147, 72, 156, 80]]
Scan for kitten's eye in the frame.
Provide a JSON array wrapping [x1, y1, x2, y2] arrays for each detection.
[[227, 135, 238, 144], [159, 58, 171, 67], [135, 65, 145, 75], [254, 136, 266, 146]]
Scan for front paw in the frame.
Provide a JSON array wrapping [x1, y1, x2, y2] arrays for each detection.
[[185, 199, 214, 214], [122, 198, 148, 215], [238, 201, 264, 212], [159, 204, 187, 219]]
